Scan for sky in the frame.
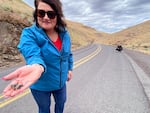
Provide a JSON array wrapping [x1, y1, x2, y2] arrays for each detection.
[[23, 0, 150, 33]]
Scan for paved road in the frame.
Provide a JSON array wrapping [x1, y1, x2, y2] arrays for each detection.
[[0, 44, 150, 113]]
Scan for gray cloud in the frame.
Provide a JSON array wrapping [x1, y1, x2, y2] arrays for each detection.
[[61, 0, 150, 33], [24, 0, 150, 33]]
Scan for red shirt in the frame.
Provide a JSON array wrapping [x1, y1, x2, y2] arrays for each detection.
[[52, 35, 62, 51]]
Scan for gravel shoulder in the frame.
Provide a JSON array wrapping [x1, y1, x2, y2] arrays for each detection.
[[124, 49, 150, 77]]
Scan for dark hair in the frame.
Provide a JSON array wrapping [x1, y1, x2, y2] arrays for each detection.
[[33, 0, 67, 32]]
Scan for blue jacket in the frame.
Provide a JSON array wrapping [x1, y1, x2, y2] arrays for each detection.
[[18, 24, 73, 91]]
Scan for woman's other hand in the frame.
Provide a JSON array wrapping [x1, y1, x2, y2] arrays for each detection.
[[67, 70, 73, 81]]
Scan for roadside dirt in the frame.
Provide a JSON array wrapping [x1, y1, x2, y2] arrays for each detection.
[[124, 49, 150, 77]]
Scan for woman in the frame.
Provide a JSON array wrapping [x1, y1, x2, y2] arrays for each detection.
[[2, 0, 73, 113]]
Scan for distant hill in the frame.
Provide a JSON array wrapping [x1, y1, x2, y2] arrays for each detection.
[[107, 20, 150, 54]]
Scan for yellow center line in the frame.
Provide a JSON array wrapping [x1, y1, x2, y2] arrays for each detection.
[[0, 95, 4, 99], [74, 45, 101, 68], [0, 89, 30, 108], [0, 45, 101, 108]]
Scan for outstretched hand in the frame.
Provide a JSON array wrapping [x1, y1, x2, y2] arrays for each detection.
[[2, 64, 44, 97]]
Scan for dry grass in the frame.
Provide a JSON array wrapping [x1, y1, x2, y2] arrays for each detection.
[[0, 0, 33, 15], [0, 0, 33, 23]]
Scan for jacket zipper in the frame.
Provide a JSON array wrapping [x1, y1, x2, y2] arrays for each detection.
[[60, 56, 62, 88], [59, 35, 64, 88]]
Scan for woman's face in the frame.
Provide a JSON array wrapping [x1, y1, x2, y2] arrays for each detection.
[[37, 1, 57, 31]]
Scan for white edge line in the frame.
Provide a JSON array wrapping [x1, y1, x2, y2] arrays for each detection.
[[124, 53, 150, 101]]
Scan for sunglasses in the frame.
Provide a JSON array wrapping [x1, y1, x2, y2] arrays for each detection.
[[37, 9, 57, 19]]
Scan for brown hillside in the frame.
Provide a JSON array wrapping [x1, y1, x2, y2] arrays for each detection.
[[67, 20, 110, 49]]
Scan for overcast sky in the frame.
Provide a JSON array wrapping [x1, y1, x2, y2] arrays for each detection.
[[23, 0, 150, 33]]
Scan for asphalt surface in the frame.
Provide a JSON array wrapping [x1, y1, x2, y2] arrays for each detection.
[[0, 44, 150, 113]]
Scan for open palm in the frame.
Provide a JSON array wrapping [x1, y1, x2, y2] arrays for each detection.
[[2, 64, 44, 97]]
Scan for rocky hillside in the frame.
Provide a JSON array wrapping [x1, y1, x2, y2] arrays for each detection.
[[0, 0, 34, 67]]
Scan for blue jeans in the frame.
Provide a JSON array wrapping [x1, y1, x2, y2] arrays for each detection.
[[31, 84, 66, 113]]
